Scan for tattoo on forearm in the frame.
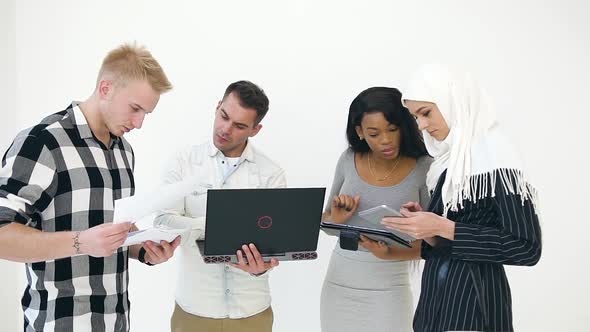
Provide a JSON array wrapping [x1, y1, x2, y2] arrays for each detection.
[[73, 231, 81, 254]]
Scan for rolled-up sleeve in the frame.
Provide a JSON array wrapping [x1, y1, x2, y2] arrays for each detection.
[[0, 133, 57, 227]]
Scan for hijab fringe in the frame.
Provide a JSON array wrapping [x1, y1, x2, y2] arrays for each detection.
[[444, 168, 540, 217]]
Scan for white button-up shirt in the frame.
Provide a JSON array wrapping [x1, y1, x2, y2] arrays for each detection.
[[154, 141, 286, 319]]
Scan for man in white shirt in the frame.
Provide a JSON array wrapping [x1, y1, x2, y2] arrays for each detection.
[[154, 81, 285, 332]]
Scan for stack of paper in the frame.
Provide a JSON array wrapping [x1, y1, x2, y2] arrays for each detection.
[[122, 226, 187, 247]]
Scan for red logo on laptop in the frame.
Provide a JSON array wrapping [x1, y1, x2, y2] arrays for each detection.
[[257, 216, 273, 229]]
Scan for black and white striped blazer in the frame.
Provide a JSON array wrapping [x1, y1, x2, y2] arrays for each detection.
[[413, 170, 542, 332]]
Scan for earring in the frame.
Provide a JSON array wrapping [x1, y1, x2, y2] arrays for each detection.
[[359, 136, 364, 140]]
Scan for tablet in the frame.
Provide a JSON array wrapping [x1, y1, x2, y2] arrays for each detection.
[[358, 205, 415, 243], [358, 205, 403, 224]]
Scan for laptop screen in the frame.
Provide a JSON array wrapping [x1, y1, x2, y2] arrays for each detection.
[[204, 188, 325, 256]]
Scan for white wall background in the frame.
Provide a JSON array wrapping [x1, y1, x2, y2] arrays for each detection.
[[1, 0, 589, 331], [0, 0, 22, 331]]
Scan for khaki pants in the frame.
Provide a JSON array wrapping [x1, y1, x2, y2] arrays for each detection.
[[171, 303, 273, 332]]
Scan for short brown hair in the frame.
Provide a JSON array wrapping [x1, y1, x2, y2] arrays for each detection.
[[98, 42, 172, 93], [223, 80, 269, 124]]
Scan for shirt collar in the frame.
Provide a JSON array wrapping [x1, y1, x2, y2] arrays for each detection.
[[69, 101, 120, 146], [207, 140, 256, 163]]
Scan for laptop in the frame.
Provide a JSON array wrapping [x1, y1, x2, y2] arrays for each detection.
[[197, 187, 326, 263]]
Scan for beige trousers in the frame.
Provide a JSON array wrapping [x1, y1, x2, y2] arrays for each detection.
[[171, 303, 273, 332]]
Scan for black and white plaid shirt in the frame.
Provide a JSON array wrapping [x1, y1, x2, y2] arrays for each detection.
[[0, 103, 135, 332]]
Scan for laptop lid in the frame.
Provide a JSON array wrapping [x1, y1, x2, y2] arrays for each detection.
[[202, 187, 325, 262]]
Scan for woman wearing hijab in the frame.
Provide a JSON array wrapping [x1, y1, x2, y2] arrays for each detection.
[[382, 64, 542, 332]]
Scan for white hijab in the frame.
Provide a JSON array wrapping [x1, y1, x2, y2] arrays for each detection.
[[403, 64, 539, 216]]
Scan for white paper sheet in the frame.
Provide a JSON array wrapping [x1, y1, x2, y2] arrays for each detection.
[[121, 226, 187, 247], [113, 176, 202, 223]]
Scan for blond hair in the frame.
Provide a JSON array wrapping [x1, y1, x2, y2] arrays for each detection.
[[98, 42, 172, 93]]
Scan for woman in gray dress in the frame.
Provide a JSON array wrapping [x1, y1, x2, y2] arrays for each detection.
[[320, 87, 431, 332]]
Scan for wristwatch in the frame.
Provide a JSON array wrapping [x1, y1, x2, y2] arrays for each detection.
[[138, 247, 154, 266]]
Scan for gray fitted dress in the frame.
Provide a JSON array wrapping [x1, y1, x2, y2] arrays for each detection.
[[320, 149, 432, 332]]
